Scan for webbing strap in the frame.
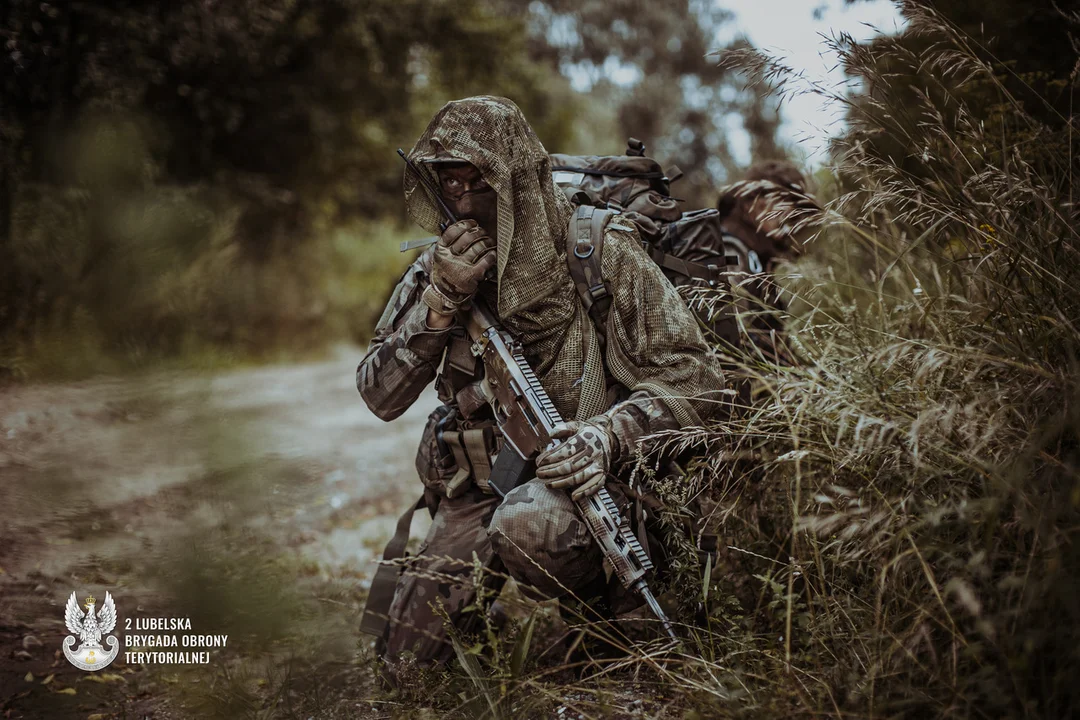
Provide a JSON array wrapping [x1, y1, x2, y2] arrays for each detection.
[[462, 428, 493, 491], [590, 207, 608, 258], [645, 245, 733, 286], [566, 206, 615, 348], [359, 495, 427, 637]]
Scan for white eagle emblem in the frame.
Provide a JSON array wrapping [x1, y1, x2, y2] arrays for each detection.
[[63, 591, 120, 671]]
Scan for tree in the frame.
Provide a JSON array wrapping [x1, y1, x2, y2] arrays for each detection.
[[517, 0, 787, 206], [0, 0, 576, 353]]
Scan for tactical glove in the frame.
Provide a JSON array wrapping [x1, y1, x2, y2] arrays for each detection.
[[535, 420, 616, 501], [428, 219, 496, 311]]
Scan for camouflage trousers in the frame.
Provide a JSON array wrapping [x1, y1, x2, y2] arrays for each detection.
[[381, 478, 626, 670]]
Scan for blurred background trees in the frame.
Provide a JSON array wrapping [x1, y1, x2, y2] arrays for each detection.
[[3, 0, 1074, 380], [0, 0, 787, 377], [518, 0, 785, 203], [839, 0, 1078, 211]]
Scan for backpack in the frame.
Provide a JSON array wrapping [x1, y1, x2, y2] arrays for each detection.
[[551, 138, 756, 356]]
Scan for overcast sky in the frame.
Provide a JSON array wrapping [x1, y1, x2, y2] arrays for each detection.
[[720, 0, 905, 166]]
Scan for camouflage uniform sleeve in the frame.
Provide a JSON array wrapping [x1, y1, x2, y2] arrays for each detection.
[[595, 391, 683, 466], [356, 249, 453, 422]]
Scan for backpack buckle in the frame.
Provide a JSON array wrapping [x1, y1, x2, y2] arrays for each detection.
[[574, 239, 595, 258], [747, 250, 763, 273], [588, 283, 608, 300]]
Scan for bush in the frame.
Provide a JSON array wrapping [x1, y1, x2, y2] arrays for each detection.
[[0, 167, 415, 380]]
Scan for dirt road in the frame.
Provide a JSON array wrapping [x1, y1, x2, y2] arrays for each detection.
[[0, 347, 435, 718]]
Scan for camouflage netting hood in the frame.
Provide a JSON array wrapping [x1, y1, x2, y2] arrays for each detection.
[[406, 96, 720, 424], [404, 95, 573, 320]]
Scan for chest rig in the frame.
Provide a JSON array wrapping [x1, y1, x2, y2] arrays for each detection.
[[433, 316, 501, 496]]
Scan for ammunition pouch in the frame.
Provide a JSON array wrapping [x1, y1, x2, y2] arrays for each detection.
[[415, 405, 457, 496], [415, 404, 500, 498]]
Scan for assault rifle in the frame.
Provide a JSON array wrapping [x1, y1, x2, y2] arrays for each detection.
[[398, 148, 678, 641]]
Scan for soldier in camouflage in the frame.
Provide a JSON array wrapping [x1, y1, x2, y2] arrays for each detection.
[[712, 160, 822, 365], [357, 96, 725, 678]]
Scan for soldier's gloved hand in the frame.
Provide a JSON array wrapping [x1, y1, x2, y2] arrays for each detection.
[[428, 219, 496, 311], [535, 420, 616, 501]]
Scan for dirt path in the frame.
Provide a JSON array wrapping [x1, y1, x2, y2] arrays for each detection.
[[0, 347, 435, 719]]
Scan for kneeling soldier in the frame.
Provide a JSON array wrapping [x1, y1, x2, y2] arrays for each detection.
[[357, 96, 726, 679]]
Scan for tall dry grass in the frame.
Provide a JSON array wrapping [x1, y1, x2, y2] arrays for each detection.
[[632, 6, 1080, 718]]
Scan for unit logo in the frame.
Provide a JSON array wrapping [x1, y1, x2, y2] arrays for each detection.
[[62, 591, 119, 671]]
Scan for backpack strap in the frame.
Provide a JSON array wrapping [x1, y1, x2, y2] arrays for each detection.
[[566, 205, 617, 342], [641, 245, 736, 288], [566, 204, 741, 321]]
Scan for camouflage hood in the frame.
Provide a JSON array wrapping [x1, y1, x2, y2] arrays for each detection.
[[404, 96, 574, 320], [405, 96, 719, 424], [405, 96, 606, 419]]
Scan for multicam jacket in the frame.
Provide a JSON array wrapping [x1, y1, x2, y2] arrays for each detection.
[[357, 238, 717, 493]]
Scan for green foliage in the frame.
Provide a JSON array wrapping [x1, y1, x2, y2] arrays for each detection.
[[442, 563, 546, 719], [642, 7, 1080, 718], [522, 0, 786, 205], [0, 0, 583, 377]]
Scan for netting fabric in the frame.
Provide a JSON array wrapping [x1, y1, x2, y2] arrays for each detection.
[[405, 96, 720, 424]]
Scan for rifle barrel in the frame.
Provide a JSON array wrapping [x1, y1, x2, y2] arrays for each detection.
[[635, 580, 679, 642]]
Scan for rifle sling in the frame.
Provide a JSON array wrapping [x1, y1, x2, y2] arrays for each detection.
[[359, 494, 429, 637]]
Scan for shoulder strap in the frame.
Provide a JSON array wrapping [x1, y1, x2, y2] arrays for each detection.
[[566, 206, 743, 343], [566, 205, 616, 344]]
